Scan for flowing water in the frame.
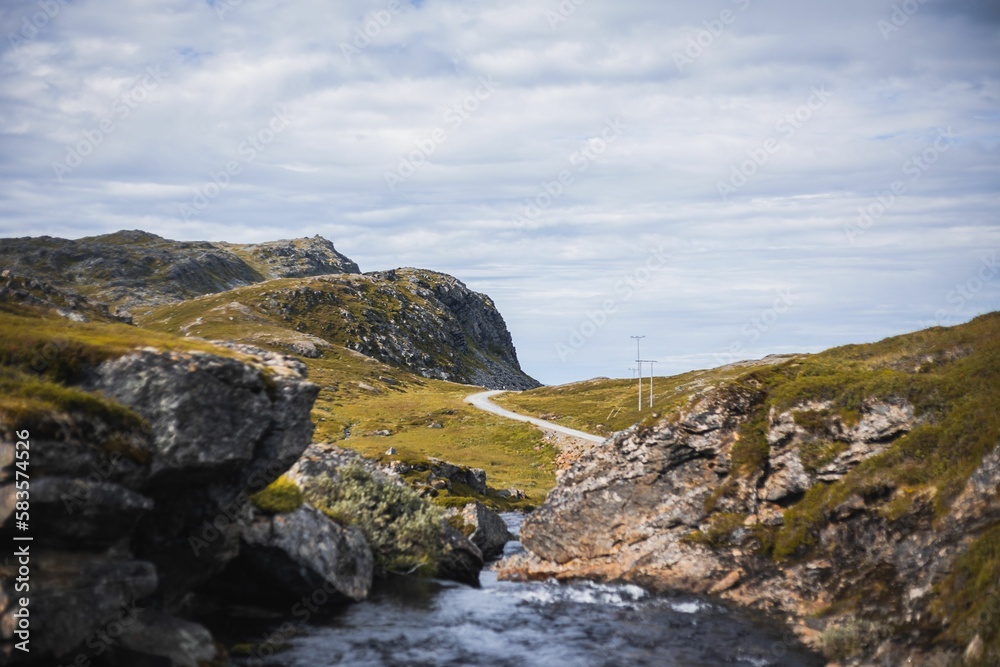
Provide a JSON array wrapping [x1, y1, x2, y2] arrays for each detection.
[[230, 514, 825, 667]]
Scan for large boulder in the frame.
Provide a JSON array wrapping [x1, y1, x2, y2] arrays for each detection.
[[239, 505, 373, 602], [1, 345, 320, 665], [83, 347, 319, 599]]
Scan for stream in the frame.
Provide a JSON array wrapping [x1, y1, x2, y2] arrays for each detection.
[[227, 513, 825, 667]]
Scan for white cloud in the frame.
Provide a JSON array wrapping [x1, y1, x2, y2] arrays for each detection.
[[1, 0, 998, 384]]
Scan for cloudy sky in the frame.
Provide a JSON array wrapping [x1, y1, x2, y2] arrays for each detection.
[[1, 0, 998, 385]]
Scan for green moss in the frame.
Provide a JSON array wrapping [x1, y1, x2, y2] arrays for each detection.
[[730, 409, 770, 476], [773, 483, 835, 560], [446, 513, 476, 537], [820, 619, 887, 661], [250, 475, 304, 514], [0, 366, 149, 460], [792, 408, 832, 436], [798, 438, 848, 474]]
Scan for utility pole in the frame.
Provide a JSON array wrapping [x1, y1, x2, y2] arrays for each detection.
[[647, 360, 657, 408], [631, 336, 645, 411]]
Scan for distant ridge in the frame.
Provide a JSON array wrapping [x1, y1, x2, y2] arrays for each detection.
[[0, 230, 359, 310], [0, 229, 539, 389]]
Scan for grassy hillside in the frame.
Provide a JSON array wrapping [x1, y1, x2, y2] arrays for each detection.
[[494, 355, 801, 436], [137, 268, 538, 390], [296, 350, 556, 507], [0, 298, 556, 507]]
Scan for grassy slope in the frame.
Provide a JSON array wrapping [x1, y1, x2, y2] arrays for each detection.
[[138, 293, 556, 507], [1, 298, 557, 507], [303, 352, 556, 507], [494, 357, 798, 436]]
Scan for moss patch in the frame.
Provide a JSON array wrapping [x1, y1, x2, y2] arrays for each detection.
[[250, 475, 304, 514]]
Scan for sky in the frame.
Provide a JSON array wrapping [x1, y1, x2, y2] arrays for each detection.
[[1, 0, 998, 385]]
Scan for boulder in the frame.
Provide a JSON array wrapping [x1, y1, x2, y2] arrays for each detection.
[[29, 477, 153, 549], [438, 522, 484, 586], [447, 502, 512, 560], [1, 345, 320, 664], [428, 458, 488, 495], [1, 553, 157, 659], [84, 347, 318, 599], [240, 505, 373, 602]]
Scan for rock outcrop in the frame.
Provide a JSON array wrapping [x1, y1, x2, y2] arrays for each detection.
[[238, 505, 373, 602], [195, 269, 540, 389], [446, 502, 513, 560], [501, 319, 1000, 666], [0, 344, 319, 664]]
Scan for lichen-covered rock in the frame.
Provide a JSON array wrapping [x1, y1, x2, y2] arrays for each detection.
[[240, 505, 373, 602]]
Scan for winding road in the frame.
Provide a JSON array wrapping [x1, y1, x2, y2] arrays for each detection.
[[464, 390, 606, 444]]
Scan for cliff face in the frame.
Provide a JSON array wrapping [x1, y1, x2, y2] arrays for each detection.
[[0, 230, 359, 310], [142, 268, 540, 390], [502, 313, 1000, 666]]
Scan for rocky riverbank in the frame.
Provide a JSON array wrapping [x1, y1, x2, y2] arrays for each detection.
[[501, 313, 1000, 666]]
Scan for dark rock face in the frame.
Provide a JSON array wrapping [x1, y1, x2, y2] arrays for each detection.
[[238, 505, 373, 602], [502, 381, 1000, 664], [0, 273, 131, 323], [255, 269, 539, 389], [0, 345, 319, 665], [0, 230, 359, 309]]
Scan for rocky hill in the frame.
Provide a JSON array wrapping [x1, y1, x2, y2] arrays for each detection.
[[0, 231, 538, 390], [501, 313, 1000, 666], [0, 230, 359, 310], [139, 268, 540, 390]]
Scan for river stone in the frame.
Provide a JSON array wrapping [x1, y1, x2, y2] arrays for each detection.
[[437, 522, 484, 586], [448, 502, 513, 560], [241, 505, 374, 602]]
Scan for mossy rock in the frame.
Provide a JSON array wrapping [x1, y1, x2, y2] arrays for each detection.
[[250, 475, 304, 514]]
